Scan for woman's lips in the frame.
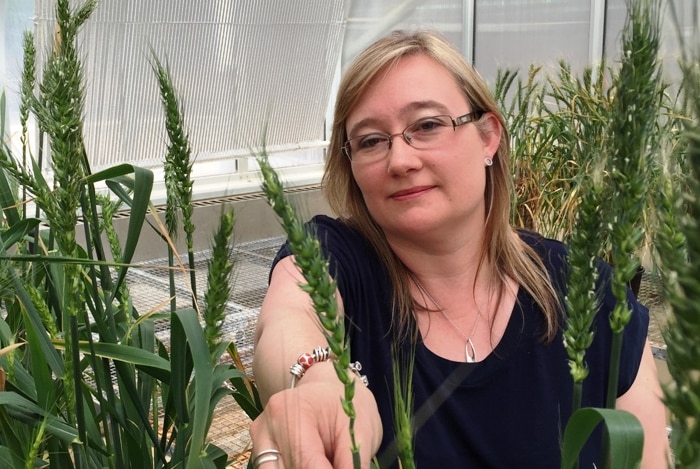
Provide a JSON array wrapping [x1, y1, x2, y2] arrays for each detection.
[[390, 186, 434, 200]]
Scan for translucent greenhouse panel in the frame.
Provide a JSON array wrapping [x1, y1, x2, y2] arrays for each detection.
[[605, 0, 695, 85], [1, 0, 34, 141], [32, 0, 347, 190], [474, 0, 591, 82], [343, 0, 466, 65]]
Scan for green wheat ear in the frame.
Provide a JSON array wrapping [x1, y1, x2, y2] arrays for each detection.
[[2, 29, 41, 210], [563, 173, 604, 412], [392, 340, 416, 469], [203, 208, 236, 358], [19, 30, 36, 223], [152, 55, 198, 308], [602, 0, 663, 411], [151, 55, 193, 240], [656, 14, 700, 461], [257, 149, 363, 468]]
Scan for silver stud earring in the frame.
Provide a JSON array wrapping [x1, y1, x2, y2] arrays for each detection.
[[485, 157, 493, 167]]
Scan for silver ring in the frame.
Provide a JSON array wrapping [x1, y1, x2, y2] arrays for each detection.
[[252, 448, 281, 468]]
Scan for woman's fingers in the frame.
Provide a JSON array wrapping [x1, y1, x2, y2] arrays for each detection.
[[251, 388, 333, 469], [249, 448, 283, 469], [250, 381, 380, 469]]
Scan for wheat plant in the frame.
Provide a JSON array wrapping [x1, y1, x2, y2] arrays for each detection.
[[0, 1, 260, 467], [656, 3, 700, 465]]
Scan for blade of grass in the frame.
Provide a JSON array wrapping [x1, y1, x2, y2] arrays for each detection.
[[0, 392, 80, 444], [0, 219, 41, 250], [85, 164, 154, 298], [560, 408, 643, 469], [0, 162, 21, 227], [173, 308, 216, 468]]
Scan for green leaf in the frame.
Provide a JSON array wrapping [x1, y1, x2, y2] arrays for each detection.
[[560, 407, 644, 469], [172, 309, 216, 469], [0, 392, 80, 444], [204, 443, 230, 469], [86, 164, 154, 296], [168, 308, 194, 461], [0, 445, 19, 469], [0, 218, 41, 250], [226, 374, 262, 421], [0, 252, 131, 269], [70, 341, 171, 381], [0, 161, 21, 227], [1, 258, 65, 378]]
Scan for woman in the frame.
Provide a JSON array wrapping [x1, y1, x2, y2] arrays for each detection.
[[250, 30, 668, 468]]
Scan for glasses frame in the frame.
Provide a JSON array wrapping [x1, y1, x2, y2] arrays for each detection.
[[342, 110, 484, 161]]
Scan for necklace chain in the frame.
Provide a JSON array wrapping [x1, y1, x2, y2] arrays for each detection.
[[414, 278, 481, 363]]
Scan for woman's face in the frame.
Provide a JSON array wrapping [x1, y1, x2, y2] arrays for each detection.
[[345, 54, 501, 246]]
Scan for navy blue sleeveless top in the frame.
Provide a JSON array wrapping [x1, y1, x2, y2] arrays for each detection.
[[272, 215, 649, 468]]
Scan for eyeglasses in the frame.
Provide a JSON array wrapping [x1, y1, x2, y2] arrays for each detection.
[[343, 111, 484, 163]]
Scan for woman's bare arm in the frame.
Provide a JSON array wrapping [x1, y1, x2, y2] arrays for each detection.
[[250, 256, 382, 468], [253, 256, 330, 401], [616, 339, 671, 468]]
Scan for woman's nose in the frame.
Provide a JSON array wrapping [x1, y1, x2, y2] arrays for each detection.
[[386, 136, 423, 175]]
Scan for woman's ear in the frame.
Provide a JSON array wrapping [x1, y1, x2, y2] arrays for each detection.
[[479, 112, 503, 159]]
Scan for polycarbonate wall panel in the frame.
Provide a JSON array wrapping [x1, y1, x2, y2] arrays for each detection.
[[1, 0, 35, 134], [343, 0, 465, 65], [34, 0, 346, 172], [604, 0, 695, 84], [3, 1, 691, 192], [474, 0, 591, 82], [603, 0, 628, 60]]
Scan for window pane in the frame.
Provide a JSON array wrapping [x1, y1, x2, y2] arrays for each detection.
[[343, 1, 465, 64], [1, 0, 34, 140], [474, 0, 591, 82], [32, 0, 345, 174]]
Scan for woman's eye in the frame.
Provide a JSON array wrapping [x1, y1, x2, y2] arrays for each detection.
[[359, 135, 386, 149], [413, 118, 446, 133]]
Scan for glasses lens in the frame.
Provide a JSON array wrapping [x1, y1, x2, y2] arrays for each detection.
[[347, 134, 390, 161], [345, 115, 457, 161], [404, 115, 453, 149]]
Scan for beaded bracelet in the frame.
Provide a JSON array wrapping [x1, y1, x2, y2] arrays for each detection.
[[289, 346, 369, 388]]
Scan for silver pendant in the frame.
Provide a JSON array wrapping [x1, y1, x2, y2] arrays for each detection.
[[465, 338, 477, 363]]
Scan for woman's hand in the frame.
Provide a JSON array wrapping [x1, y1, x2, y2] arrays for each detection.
[[250, 362, 382, 469], [252, 257, 381, 467]]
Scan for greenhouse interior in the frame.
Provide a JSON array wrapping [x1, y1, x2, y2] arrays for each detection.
[[1, 0, 699, 468]]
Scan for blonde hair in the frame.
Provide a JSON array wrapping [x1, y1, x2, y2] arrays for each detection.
[[323, 30, 560, 342]]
